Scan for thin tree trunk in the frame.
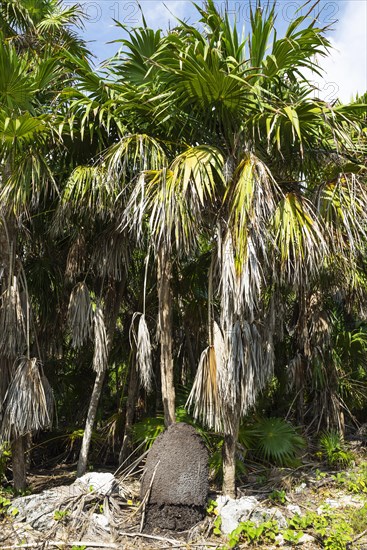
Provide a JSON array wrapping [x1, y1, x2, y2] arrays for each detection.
[[222, 406, 240, 497], [77, 368, 106, 477], [157, 246, 175, 427], [118, 363, 139, 465], [77, 279, 126, 477], [11, 436, 27, 491]]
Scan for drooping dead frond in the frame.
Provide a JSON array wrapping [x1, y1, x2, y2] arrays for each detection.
[[1, 357, 53, 441], [67, 282, 93, 348], [287, 352, 304, 391], [65, 234, 87, 281], [92, 305, 108, 373], [91, 229, 129, 282], [0, 276, 26, 357], [186, 322, 224, 431], [129, 312, 153, 393]]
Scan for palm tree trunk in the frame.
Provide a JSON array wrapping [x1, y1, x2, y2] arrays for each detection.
[[11, 436, 27, 491], [77, 279, 125, 477], [77, 368, 106, 477], [118, 362, 139, 465], [157, 246, 175, 426], [222, 406, 240, 497]]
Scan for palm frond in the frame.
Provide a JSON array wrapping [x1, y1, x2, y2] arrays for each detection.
[[123, 145, 223, 254], [106, 133, 167, 178], [130, 312, 153, 393], [92, 305, 108, 373], [317, 173, 367, 261], [67, 282, 92, 349], [0, 276, 26, 357], [273, 192, 327, 285], [1, 357, 54, 441], [65, 234, 87, 282]]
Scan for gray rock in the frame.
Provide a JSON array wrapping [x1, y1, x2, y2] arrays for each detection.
[[251, 507, 287, 529], [75, 472, 118, 496], [216, 496, 259, 534], [9, 472, 118, 531], [10, 485, 83, 530], [286, 504, 302, 516], [216, 496, 287, 534]]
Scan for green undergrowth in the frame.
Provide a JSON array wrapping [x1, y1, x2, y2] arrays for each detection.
[[210, 460, 367, 550], [213, 505, 367, 550]]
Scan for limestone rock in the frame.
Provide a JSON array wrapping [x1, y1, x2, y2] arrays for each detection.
[[75, 472, 118, 496], [216, 495, 259, 534], [216, 495, 287, 534]]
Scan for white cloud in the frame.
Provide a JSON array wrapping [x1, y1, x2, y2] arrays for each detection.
[[312, 0, 367, 102]]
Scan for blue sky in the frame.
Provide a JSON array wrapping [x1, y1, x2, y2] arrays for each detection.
[[73, 0, 367, 102]]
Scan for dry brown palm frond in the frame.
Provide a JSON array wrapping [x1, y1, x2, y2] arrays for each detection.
[[67, 282, 93, 349], [287, 352, 304, 391], [1, 357, 53, 441], [93, 305, 108, 374], [129, 313, 153, 393], [0, 275, 26, 357], [91, 229, 129, 282], [65, 234, 87, 282], [186, 322, 224, 431], [0, 357, 11, 406]]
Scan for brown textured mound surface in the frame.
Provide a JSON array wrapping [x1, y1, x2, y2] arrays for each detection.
[[140, 422, 209, 531]]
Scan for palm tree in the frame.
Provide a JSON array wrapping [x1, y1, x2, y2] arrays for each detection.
[[43, 0, 366, 496], [115, 0, 367, 495], [0, 0, 91, 489]]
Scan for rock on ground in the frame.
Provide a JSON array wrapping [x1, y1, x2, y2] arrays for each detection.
[[216, 495, 287, 534], [9, 472, 118, 532], [140, 422, 209, 531], [75, 471, 118, 496]]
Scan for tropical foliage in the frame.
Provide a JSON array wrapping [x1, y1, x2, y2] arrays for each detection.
[[0, 0, 367, 496]]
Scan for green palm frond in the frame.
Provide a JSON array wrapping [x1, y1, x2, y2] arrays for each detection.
[[123, 145, 223, 254], [0, 37, 36, 111], [56, 165, 116, 225], [106, 133, 167, 177], [246, 417, 305, 466], [226, 153, 280, 271], [273, 192, 327, 285], [318, 174, 367, 259], [36, 1, 85, 34], [110, 24, 162, 86]]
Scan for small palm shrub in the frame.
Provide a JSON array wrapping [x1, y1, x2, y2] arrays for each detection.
[[318, 430, 354, 468], [241, 417, 305, 466]]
